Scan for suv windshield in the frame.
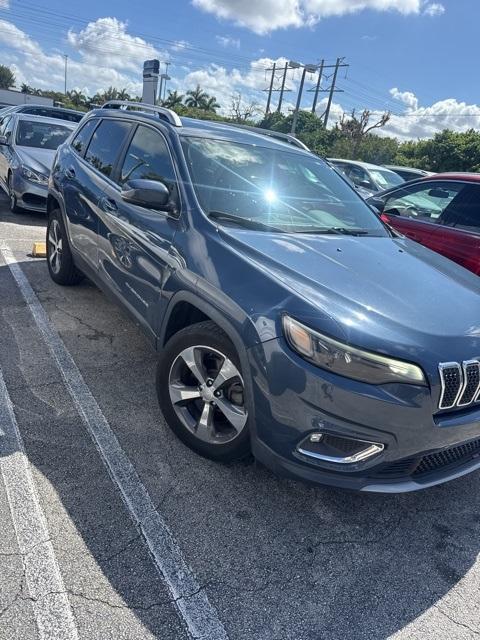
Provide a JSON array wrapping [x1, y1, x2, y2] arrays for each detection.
[[16, 120, 72, 150], [370, 169, 403, 190], [182, 137, 388, 235]]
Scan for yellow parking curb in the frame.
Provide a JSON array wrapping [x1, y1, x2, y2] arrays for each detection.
[[32, 242, 47, 258]]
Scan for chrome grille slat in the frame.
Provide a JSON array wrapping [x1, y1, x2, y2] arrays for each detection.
[[458, 361, 480, 407], [439, 359, 480, 410], [439, 362, 463, 409]]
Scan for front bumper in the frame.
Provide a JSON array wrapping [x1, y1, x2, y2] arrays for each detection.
[[13, 171, 48, 212], [248, 338, 480, 492]]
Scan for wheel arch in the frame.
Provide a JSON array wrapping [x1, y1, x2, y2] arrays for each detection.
[[158, 291, 258, 437]]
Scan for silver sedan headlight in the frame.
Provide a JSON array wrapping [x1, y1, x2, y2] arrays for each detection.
[[21, 165, 48, 184], [283, 316, 427, 386]]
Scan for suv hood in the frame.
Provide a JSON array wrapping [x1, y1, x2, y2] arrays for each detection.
[[16, 146, 55, 175], [221, 229, 480, 362]]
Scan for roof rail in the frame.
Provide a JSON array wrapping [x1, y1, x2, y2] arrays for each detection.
[[228, 123, 310, 151], [100, 100, 182, 127]]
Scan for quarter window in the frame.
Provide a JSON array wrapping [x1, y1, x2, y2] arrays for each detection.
[[119, 125, 177, 191], [84, 119, 131, 178], [71, 119, 98, 156]]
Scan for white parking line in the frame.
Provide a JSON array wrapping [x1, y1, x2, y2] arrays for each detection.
[[0, 243, 229, 640], [0, 369, 79, 640]]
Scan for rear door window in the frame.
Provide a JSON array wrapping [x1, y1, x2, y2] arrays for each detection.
[[440, 184, 480, 233], [84, 119, 132, 178]]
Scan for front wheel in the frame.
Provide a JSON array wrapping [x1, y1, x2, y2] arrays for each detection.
[[46, 209, 84, 285], [8, 174, 22, 213], [157, 321, 251, 462]]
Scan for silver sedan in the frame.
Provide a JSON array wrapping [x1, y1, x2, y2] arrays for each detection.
[[0, 113, 76, 213]]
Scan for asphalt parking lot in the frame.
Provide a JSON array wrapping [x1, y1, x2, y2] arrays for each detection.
[[0, 195, 480, 640]]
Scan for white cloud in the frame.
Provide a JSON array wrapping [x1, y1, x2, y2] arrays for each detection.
[[381, 88, 480, 140], [192, 0, 434, 34], [390, 87, 419, 110], [215, 35, 241, 48], [0, 0, 10, 7], [423, 2, 445, 16], [171, 40, 190, 52], [67, 18, 162, 73]]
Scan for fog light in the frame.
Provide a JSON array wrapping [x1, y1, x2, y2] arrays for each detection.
[[297, 433, 384, 465], [310, 433, 323, 443]]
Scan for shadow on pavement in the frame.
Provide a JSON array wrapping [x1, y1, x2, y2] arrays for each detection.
[[1, 256, 479, 639]]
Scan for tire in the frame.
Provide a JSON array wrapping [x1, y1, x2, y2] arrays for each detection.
[[157, 320, 251, 462], [46, 208, 84, 286], [8, 174, 22, 213]]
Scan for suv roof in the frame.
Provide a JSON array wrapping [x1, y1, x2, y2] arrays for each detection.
[[328, 158, 396, 172], [0, 104, 84, 122], [98, 100, 310, 153]]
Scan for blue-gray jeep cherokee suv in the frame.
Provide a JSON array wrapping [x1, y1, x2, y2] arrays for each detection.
[[46, 101, 480, 493]]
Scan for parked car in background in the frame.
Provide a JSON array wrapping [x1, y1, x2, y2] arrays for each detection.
[[367, 173, 480, 276], [328, 158, 404, 196], [0, 113, 76, 212], [0, 104, 84, 123], [44, 101, 480, 492], [384, 165, 434, 182]]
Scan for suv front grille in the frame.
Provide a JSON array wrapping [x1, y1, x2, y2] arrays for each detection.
[[439, 360, 480, 410], [374, 438, 480, 480], [414, 438, 480, 476]]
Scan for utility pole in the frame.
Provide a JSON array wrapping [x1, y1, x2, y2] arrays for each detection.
[[311, 59, 324, 114], [291, 63, 317, 135], [63, 54, 68, 96], [277, 62, 288, 113], [324, 57, 341, 128], [265, 62, 276, 115], [163, 61, 171, 101]]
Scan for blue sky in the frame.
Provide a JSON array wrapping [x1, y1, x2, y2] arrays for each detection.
[[0, 0, 478, 139]]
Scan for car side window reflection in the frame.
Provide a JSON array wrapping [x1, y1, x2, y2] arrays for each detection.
[[383, 182, 464, 222], [118, 125, 178, 203]]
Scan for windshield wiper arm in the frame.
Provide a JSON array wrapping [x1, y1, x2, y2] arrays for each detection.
[[298, 227, 372, 236], [207, 210, 285, 232]]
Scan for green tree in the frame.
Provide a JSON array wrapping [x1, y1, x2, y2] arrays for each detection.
[[203, 95, 221, 113], [20, 83, 32, 94], [185, 85, 209, 109], [67, 89, 87, 108], [162, 90, 184, 109], [117, 88, 130, 101], [0, 65, 15, 90]]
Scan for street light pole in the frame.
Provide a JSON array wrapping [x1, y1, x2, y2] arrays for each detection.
[[63, 54, 68, 96]]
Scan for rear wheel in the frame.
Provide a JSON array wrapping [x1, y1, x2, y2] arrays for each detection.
[[8, 174, 21, 213], [46, 208, 84, 285], [157, 321, 251, 462]]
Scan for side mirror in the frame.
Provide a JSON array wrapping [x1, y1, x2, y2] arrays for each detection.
[[121, 179, 174, 211], [428, 188, 450, 199], [359, 179, 373, 190], [0, 135, 9, 145], [368, 197, 385, 213]]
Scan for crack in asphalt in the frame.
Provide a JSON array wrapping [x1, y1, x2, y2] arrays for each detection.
[[434, 604, 480, 636]]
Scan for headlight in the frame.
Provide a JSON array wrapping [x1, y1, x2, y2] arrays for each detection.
[[21, 165, 48, 184], [283, 316, 426, 386]]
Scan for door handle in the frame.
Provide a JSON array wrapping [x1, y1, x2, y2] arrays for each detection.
[[100, 197, 118, 213], [65, 166, 76, 179]]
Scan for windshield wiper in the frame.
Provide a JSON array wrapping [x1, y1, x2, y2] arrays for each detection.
[[207, 210, 286, 232], [297, 227, 373, 236]]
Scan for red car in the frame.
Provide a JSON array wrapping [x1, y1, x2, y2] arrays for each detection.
[[367, 173, 480, 276]]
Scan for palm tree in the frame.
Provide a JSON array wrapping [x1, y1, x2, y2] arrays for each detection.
[[203, 95, 220, 113], [102, 86, 119, 101], [67, 89, 87, 107], [185, 85, 209, 109], [162, 90, 184, 109], [117, 88, 130, 101], [20, 83, 32, 94]]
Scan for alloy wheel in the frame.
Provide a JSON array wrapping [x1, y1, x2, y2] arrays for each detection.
[[48, 219, 63, 275], [168, 345, 248, 445]]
